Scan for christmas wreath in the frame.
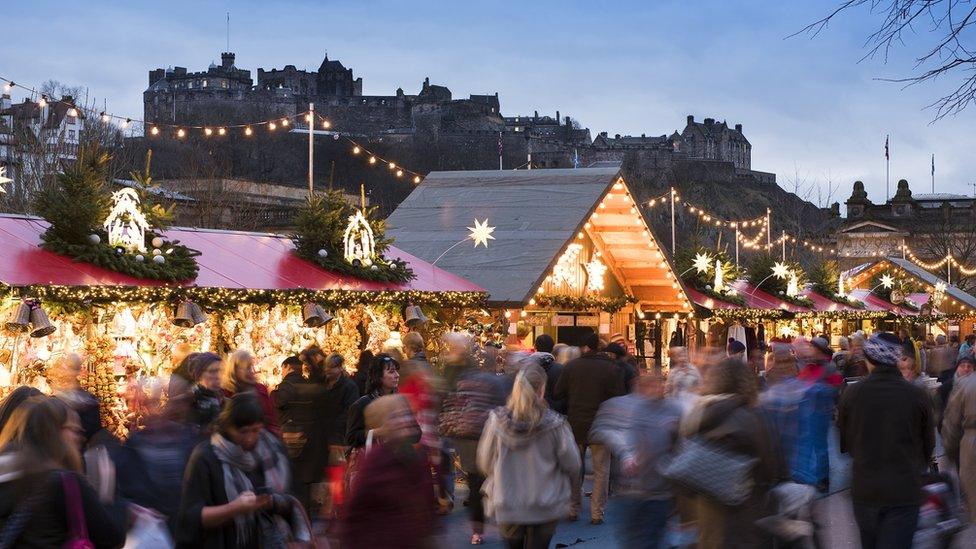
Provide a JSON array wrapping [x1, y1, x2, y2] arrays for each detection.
[[292, 189, 414, 283], [33, 148, 199, 282]]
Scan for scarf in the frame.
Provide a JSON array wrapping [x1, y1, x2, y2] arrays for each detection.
[[210, 431, 290, 547]]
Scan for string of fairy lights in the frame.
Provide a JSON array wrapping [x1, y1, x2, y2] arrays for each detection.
[[644, 189, 837, 255], [902, 244, 976, 276], [0, 75, 426, 183]]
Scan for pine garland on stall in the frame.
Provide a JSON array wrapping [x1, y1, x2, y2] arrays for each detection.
[[33, 147, 199, 282], [292, 190, 414, 283]]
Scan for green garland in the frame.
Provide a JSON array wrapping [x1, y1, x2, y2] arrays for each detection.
[[292, 191, 414, 283], [2, 284, 486, 312], [535, 294, 637, 313], [32, 147, 200, 282], [674, 246, 744, 305], [39, 232, 199, 282]]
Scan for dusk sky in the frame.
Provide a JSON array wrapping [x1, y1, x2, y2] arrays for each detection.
[[7, 0, 974, 205]]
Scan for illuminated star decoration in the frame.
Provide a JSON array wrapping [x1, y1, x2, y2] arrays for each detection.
[[692, 252, 712, 274], [468, 218, 496, 248], [772, 261, 791, 279], [0, 166, 11, 194], [880, 273, 895, 289]]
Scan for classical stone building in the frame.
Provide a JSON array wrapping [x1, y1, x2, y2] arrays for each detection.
[[836, 178, 976, 270]]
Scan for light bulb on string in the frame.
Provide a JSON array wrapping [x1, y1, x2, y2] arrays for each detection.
[[396, 170, 403, 177], [352, 146, 361, 154], [176, 128, 186, 138], [218, 127, 226, 135], [281, 118, 289, 127], [204, 128, 213, 136], [304, 114, 313, 123], [269, 122, 277, 131], [244, 127, 253, 136], [413, 175, 421, 184], [369, 156, 377, 164], [388, 162, 396, 170], [322, 120, 331, 129], [150, 126, 160, 136]]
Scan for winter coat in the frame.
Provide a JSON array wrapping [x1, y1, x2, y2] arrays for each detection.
[[346, 392, 379, 449], [341, 443, 436, 548], [837, 364, 935, 506], [320, 374, 360, 446], [683, 394, 785, 549], [439, 370, 505, 440], [532, 352, 566, 414], [0, 464, 126, 549], [553, 352, 627, 444], [941, 375, 976, 522], [124, 418, 199, 534], [588, 394, 681, 498], [272, 372, 328, 482], [477, 407, 581, 524]]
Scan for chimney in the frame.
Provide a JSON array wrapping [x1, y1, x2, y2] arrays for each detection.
[[735, 123, 742, 132], [704, 117, 715, 125], [687, 115, 694, 124], [565, 116, 571, 126], [149, 69, 165, 85], [221, 52, 235, 69], [556, 110, 560, 122], [641, 133, 646, 138], [534, 110, 538, 119], [599, 131, 608, 137], [615, 134, 621, 139]]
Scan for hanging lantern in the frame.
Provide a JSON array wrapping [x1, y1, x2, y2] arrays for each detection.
[[28, 304, 55, 338], [4, 302, 32, 333]]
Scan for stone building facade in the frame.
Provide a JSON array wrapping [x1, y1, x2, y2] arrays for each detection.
[[835, 178, 976, 269]]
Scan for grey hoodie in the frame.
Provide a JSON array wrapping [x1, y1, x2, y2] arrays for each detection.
[[477, 407, 581, 524]]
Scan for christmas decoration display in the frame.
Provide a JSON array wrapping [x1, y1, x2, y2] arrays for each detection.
[[871, 271, 920, 310], [292, 189, 413, 283], [808, 260, 865, 309], [32, 147, 199, 282], [746, 254, 813, 308], [675, 246, 744, 305], [535, 294, 637, 314], [585, 255, 608, 292], [0, 165, 11, 194], [551, 243, 584, 289]]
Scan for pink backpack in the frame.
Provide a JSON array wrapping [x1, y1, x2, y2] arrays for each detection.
[[60, 473, 95, 549]]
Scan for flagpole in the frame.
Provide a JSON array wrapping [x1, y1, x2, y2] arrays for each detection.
[[498, 131, 503, 171], [932, 154, 935, 193], [885, 134, 890, 201]]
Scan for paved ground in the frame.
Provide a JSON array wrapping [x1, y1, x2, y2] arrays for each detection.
[[436, 427, 976, 547]]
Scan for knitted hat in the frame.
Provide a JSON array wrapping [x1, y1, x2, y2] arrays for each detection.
[[863, 332, 903, 368], [810, 337, 833, 358], [728, 340, 746, 355], [604, 342, 627, 358]]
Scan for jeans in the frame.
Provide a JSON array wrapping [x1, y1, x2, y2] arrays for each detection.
[[612, 497, 672, 549], [499, 521, 558, 549], [570, 443, 610, 520], [852, 503, 919, 549]]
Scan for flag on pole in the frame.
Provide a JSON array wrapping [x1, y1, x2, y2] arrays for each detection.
[[885, 135, 889, 160]]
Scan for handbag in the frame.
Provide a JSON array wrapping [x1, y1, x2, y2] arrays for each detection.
[[60, 472, 96, 549], [662, 436, 758, 507]]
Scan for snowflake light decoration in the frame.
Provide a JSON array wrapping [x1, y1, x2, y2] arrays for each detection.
[[0, 166, 11, 194], [104, 188, 150, 253], [551, 243, 583, 289], [880, 273, 895, 289], [772, 261, 791, 280]]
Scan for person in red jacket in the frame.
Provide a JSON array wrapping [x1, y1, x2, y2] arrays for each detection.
[[223, 349, 280, 437]]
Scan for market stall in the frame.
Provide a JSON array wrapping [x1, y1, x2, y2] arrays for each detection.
[[0, 214, 485, 435], [385, 167, 693, 365]]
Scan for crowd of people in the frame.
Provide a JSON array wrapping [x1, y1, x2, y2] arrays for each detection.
[[0, 326, 974, 548]]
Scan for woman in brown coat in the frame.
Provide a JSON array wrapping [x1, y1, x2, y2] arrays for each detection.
[[682, 358, 786, 549], [942, 373, 976, 522]]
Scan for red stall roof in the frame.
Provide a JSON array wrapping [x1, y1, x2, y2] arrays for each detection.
[[686, 287, 740, 310], [846, 289, 917, 316], [799, 288, 858, 312], [730, 280, 811, 313], [0, 215, 485, 294]]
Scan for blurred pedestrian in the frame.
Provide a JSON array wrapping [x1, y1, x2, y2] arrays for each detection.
[[937, 356, 975, 429], [351, 350, 374, 397], [682, 358, 785, 548], [605, 342, 636, 393], [553, 332, 625, 524], [48, 352, 102, 444], [957, 334, 975, 361], [342, 394, 434, 549], [665, 346, 701, 413], [187, 352, 225, 432], [272, 355, 325, 513], [440, 335, 505, 545], [555, 345, 581, 368], [0, 395, 126, 548], [224, 349, 280, 437], [591, 373, 681, 549], [478, 365, 580, 549], [177, 392, 293, 548], [533, 334, 566, 414], [0, 385, 41, 432], [941, 373, 976, 523], [926, 335, 953, 377], [347, 354, 400, 450], [837, 332, 935, 549]]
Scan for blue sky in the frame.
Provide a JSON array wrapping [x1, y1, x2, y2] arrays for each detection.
[[7, 0, 974, 204]]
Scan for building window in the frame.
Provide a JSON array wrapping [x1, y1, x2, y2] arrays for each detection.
[[202, 79, 208, 88], [66, 115, 76, 125], [67, 130, 76, 140]]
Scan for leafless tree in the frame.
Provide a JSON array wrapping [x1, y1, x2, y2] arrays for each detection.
[[797, 1, 976, 119], [914, 210, 976, 292]]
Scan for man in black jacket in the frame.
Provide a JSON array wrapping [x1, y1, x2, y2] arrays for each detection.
[[532, 334, 566, 414], [554, 333, 626, 524], [272, 355, 325, 511], [837, 332, 935, 549]]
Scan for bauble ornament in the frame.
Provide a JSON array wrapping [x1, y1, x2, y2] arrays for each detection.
[[114, 247, 125, 256], [152, 249, 162, 256], [88, 234, 101, 245], [134, 254, 145, 262], [151, 237, 164, 248], [370, 265, 379, 271], [152, 255, 165, 264], [317, 249, 328, 258]]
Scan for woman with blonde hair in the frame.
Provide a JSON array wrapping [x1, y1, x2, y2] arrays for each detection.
[[0, 396, 126, 547], [478, 365, 580, 548], [223, 349, 280, 436]]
